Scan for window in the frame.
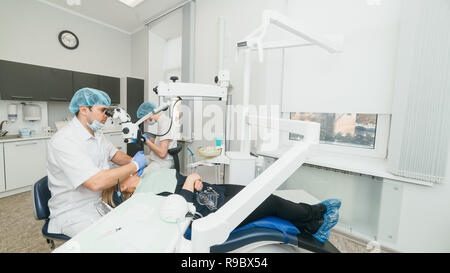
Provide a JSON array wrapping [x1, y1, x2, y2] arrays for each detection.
[[290, 113, 378, 149], [288, 112, 390, 159]]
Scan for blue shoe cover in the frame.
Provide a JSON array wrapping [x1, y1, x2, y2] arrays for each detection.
[[321, 199, 342, 212], [312, 207, 339, 243]]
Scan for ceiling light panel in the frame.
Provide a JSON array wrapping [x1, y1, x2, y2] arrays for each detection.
[[118, 0, 144, 8]]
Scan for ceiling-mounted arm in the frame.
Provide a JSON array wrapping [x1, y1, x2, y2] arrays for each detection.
[[237, 9, 342, 62], [263, 10, 342, 54]]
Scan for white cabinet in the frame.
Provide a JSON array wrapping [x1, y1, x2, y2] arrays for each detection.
[[104, 132, 127, 154], [4, 139, 47, 191], [0, 144, 5, 192]]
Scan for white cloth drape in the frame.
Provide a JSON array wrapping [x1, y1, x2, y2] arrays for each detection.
[[387, 0, 450, 183]]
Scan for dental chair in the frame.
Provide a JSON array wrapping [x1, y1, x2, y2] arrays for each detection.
[[32, 176, 71, 250], [210, 226, 340, 253], [169, 146, 340, 253]]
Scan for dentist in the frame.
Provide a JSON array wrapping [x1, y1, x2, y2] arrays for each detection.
[[46, 88, 146, 237]]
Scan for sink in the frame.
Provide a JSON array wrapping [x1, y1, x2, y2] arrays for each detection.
[[0, 134, 20, 140]]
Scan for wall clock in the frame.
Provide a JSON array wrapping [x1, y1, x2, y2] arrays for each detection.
[[58, 30, 79, 50]]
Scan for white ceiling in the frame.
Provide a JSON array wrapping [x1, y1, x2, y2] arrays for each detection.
[[39, 0, 183, 38]]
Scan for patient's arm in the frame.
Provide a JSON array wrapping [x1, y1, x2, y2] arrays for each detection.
[[182, 173, 203, 193], [178, 173, 203, 203], [145, 139, 169, 159]]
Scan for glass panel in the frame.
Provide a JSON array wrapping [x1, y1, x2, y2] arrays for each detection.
[[290, 113, 378, 149]]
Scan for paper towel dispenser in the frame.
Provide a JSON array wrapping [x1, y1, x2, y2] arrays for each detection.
[[23, 103, 41, 121]]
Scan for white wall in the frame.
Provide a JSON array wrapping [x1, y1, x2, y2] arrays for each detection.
[[131, 28, 149, 102], [394, 162, 450, 252], [189, 0, 295, 182], [195, 0, 287, 101], [192, 0, 288, 163], [147, 31, 166, 104], [0, 0, 132, 77]]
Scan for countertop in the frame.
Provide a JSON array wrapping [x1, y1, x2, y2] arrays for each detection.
[[0, 129, 122, 143], [0, 135, 53, 143]]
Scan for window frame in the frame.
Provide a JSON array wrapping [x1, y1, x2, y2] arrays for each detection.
[[282, 113, 391, 159]]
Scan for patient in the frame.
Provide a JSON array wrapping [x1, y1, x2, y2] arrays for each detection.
[[102, 172, 341, 243]]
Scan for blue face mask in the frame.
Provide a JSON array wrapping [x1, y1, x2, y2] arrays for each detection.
[[87, 120, 105, 131]]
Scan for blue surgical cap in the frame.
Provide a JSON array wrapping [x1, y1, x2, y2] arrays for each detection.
[[137, 101, 157, 119], [69, 88, 111, 114]]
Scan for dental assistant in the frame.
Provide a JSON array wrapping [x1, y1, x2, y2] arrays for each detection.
[[46, 88, 147, 237], [137, 101, 177, 175]]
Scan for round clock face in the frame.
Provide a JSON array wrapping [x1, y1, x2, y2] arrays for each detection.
[[58, 30, 79, 50]]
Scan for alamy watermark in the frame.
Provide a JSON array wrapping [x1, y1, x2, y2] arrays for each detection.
[[176, 102, 281, 149]]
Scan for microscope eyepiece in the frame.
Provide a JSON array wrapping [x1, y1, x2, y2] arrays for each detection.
[[105, 109, 114, 117]]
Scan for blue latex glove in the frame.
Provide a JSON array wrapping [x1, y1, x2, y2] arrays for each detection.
[[132, 151, 147, 171], [143, 133, 155, 140], [137, 168, 144, 177]]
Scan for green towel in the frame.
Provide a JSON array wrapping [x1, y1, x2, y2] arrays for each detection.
[[135, 168, 177, 195]]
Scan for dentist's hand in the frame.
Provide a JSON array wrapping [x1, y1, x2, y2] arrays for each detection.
[[132, 151, 147, 171]]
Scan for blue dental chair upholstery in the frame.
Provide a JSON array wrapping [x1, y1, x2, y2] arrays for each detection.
[[210, 227, 340, 253], [184, 218, 340, 253], [32, 176, 71, 250]]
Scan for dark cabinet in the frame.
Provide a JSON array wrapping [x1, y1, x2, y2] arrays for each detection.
[[0, 60, 121, 104], [99, 75, 120, 104], [126, 77, 144, 122], [73, 72, 120, 104], [0, 60, 45, 101], [126, 77, 144, 157], [41, 67, 73, 102], [72, 71, 99, 92]]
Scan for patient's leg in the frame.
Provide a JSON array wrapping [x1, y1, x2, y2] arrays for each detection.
[[223, 184, 326, 232]]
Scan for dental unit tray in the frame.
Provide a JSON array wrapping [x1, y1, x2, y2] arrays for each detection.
[[197, 146, 222, 158]]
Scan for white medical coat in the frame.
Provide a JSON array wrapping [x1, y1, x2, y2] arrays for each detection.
[[145, 114, 177, 173], [47, 117, 118, 236]]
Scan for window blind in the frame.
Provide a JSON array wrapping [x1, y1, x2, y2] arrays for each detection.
[[387, 0, 450, 183], [281, 0, 401, 114]]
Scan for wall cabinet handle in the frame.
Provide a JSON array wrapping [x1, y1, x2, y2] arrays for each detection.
[[11, 95, 33, 99], [49, 97, 68, 101], [15, 142, 38, 147]]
